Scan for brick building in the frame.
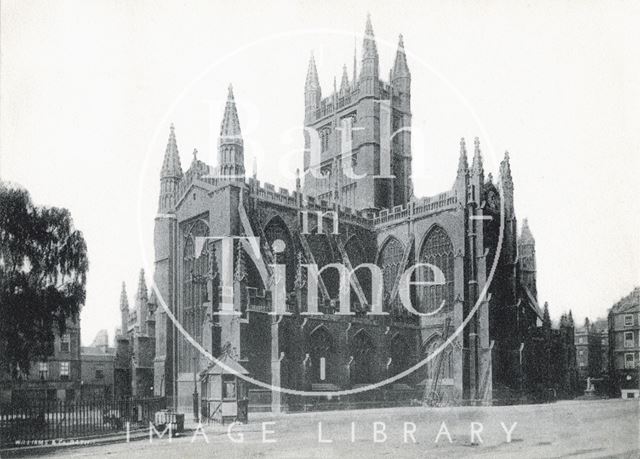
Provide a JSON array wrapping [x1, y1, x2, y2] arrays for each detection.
[[608, 287, 640, 398], [80, 330, 116, 399], [0, 316, 82, 404]]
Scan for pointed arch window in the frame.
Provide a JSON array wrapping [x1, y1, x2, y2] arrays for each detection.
[[181, 218, 210, 375], [377, 237, 404, 313], [351, 331, 375, 385], [419, 226, 454, 314]]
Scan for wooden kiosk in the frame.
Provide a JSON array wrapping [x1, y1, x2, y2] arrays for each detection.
[[200, 355, 249, 424]]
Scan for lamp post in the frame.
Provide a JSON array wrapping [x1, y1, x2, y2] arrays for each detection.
[[193, 356, 199, 422]]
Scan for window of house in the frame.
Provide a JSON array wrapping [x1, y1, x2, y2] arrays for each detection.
[[38, 362, 48, 380], [95, 369, 104, 379], [60, 334, 70, 353], [60, 361, 70, 380], [579, 350, 584, 356], [625, 353, 635, 369], [625, 315, 634, 327], [579, 337, 585, 344], [625, 331, 634, 348]]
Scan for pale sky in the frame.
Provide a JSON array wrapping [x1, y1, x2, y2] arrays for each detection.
[[1, 0, 639, 345]]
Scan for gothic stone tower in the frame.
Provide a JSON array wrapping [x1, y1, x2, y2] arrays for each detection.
[[153, 124, 182, 403], [302, 15, 412, 211]]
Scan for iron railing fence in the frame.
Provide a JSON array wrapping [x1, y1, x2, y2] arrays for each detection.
[[0, 396, 166, 448]]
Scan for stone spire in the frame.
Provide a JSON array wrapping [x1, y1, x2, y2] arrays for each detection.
[[568, 310, 574, 327], [305, 52, 320, 91], [392, 34, 410, 79], [352, 38, 357, 83], [340, 64, 350, 93], [136, 268, 148, 303], [305, 52, 322, 119], [119, 282, 129, 337], [219, 85, 242, 144], [520, 218, 535, 244], [457, 137, 469, 175], [135, 268, 148, 333], [160, 124, 183, 179], [158, 124, 183, 213], [120, 282, 129, 310], [500, 151, 513, 190], [472, 137, 483, 174], [218, 84, 245, 181], [362, 13, 378, 60], [360, 13, 379, 92]]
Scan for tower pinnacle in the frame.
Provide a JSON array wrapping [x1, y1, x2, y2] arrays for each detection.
[[136, 268, 148, 301], [120, 282, 129, 310], [392, 34, 410, 78], [457, 137, 469, 174], [360, 14, 379, 81], [161, 124, 183, 179], [520, 218, 535, 244], [218, 85, 245, 181], [305, 53, 320, 90], [340, 64, 349, 93], [472, 137, 483, 174]]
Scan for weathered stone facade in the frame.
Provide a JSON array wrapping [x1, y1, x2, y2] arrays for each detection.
[[115, 271, 156, 399], [152, 16, 546, 412], [607, 287, 640, 398]]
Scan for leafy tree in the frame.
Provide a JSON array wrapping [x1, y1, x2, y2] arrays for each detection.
[[0, 182, 88, 378]]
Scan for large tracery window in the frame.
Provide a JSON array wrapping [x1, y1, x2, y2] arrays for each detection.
[[344, 236, 371, 310], [180, 219, 209, 375], [418, 226, 454, 314], [377, 237, 404, 313]]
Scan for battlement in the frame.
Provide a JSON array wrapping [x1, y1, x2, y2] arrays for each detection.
[[308, 80, 393, 124], [373, 189, 458, 227]]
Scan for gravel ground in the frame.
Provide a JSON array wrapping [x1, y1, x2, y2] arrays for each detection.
[[32, 398, 640, 458]]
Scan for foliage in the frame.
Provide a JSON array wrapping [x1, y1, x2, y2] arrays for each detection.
[[0, 182, 88, 378]]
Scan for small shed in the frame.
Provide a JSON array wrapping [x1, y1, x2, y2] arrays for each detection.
[[200, 355, 249, 424]]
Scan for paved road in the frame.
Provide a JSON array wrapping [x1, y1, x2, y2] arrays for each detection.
[[39, 399, 639, 458]]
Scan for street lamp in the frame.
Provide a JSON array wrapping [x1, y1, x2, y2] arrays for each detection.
[[193, 356, 199, 422]]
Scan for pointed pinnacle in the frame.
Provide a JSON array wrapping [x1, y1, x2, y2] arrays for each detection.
[[472, 137, 483, 173], [120, 282, 129, 310], [457, 137, 468, 173], [161, 123, 183, 178], [500, 150, 513, 184], [362, 13, 378, 59], [220, 84, 243, 144], [340, 64, 349, 91], [137, 268, 148, 299], [305, 52, 320, 89], [520, 218, 535, 243], [392, 33, 410, 79]]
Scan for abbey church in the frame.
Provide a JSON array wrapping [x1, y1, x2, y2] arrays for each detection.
[[151, 16, 549, 412]]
